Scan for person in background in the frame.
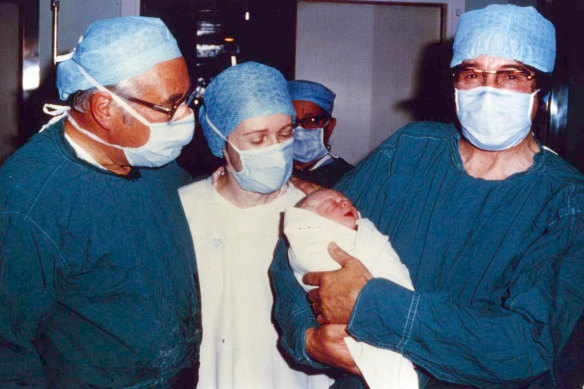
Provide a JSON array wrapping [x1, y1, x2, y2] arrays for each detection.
[[288, 80, 353, 188], [0, 17, 201, 387], [271, 5, 584, 388], [179, 62, 332, 389]]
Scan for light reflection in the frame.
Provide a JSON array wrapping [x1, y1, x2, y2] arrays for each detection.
[[22, 61, 40, 91]]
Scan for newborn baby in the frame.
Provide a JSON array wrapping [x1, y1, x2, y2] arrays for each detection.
[[284, 189, 418, 389]]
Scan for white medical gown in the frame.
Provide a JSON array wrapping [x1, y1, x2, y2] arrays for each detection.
[[180, 178, 332, 389]]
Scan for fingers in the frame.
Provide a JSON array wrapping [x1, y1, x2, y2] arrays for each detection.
[[327, 242, 353, 266], [303, 271, 324, 286], [308, 289, 327, 323], [347, 365, 362, 375]]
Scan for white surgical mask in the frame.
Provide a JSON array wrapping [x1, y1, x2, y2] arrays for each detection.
[[67, 111, 195, 168], [206, 113, 293, 194], [455, 87, 537, 151], [293, 126, 329, 163], [74, 64, 195, 167]]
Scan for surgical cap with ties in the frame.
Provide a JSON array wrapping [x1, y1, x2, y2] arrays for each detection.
[[199, 62, 296, 158], [56, 16, 182, 101]]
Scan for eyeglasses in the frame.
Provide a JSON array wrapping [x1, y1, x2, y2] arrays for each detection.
[[295, 113, 331, 130], [120, 87, 196, 120], [452, 68, 536, 92]]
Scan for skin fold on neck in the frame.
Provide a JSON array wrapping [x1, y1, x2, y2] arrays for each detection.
[[459, 134, 540, 180]]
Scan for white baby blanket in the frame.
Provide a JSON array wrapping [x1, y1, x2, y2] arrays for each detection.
[[284, 207, 419, 389]]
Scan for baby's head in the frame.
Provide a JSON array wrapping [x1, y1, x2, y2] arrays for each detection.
[[296, 189, 359, 230]]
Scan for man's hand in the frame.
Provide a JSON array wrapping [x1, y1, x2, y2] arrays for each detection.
[[305, 325, 360, 375], [304, 243, 373, 324], [290, 176, 323, 195]]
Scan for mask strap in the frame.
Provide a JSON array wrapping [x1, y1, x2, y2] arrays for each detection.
[[74, 63, 151, 127], [205, 112, 243, 153], [67, 114, 125, 151], [38, 104, 71, 133]]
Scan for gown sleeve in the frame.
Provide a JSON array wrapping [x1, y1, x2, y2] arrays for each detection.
[[269, 239, 331, 369], [334, 125, 584, 387], [348, 206, 584, 387], [0, 214, 57, 388]]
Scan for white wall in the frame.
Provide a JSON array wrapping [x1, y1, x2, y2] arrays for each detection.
[[296, 2, 444, 165]]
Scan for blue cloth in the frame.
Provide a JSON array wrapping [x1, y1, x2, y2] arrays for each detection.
[[270, 122, 584, 387], [287, 80, 336, 114], [451, 5, 556, 73], [199, 62, 296, 157], [292, 155, 353, 188], [0, 119, 201, 387], [57, 16, 182, 100]]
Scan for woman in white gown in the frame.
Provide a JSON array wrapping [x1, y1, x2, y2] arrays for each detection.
[[179, 62, 332, 389]]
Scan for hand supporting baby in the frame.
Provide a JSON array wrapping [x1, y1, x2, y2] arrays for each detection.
[[304, 242, 373, 325], [305, 325, 361, 375], [303, 242, 373, 376]]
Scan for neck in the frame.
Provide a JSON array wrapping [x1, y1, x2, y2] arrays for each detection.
[[459, 134, 540, 180], [65, 111, 132, 175], [215, 169, 285, 208], [294, 155, 327, 171]]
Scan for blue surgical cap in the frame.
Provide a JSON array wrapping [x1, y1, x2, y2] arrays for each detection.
[[287, 80, 336, 114], [199, 62, 296, 158], [57, 16, 182, 101], [451, 5, 556, 73]]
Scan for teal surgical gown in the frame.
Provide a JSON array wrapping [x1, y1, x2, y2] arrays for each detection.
[[0, 119, 201, 387], [270, 122, 584, 388]]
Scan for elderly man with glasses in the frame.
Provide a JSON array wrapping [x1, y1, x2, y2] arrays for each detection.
[[288, 80, 353, 188], [0, 17, 201, 387], [271, 5, 584, 388]]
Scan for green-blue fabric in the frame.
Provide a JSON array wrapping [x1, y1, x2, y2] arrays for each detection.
[[292, 156, 353, 188], [270, 122, 584, 387], [0, 119, 201, 388]]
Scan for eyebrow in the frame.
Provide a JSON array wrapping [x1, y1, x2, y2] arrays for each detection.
[[458, 63, 531, 72], [299, 111, 327, 118], [239, 123, 293, 137], [159, 84, 193, 106], [159, 92, 184, 107]]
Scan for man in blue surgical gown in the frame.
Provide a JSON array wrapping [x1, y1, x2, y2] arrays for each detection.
[[0, 17, 201, 387], [270, 5, 584, 388]]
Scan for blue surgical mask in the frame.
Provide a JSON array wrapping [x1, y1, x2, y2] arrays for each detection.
[[455, 87, 537, 151], [205, 113, 293, 194], [293, 126, 329, 163], [226, 139, 293, 194], [74, 64, 195, 167]]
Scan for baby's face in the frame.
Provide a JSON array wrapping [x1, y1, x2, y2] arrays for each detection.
[[303, 189, 359, 229]]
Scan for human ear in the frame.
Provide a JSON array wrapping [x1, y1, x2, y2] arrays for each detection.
[[90, 91, 116, 130], [324, 118, 337, 146], [224, 142, 242, 172]]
